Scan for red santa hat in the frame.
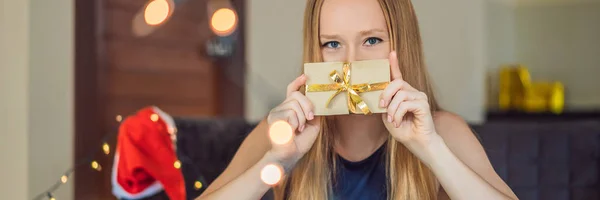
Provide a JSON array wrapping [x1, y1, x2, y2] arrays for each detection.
[[111, 106, 186, 200]]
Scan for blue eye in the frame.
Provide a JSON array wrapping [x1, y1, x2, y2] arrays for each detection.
[[323, 41, 341, 49], [364, 37, 382, 46]]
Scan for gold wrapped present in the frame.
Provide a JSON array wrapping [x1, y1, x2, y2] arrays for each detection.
[[498, 65, 564, 114], [304, 59, 390, 116]]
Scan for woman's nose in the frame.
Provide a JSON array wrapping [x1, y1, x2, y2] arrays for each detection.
[[345, 47, 356, 63]]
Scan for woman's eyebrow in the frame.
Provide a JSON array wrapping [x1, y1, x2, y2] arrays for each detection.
[[359, 28, 387, 37], [320, 29, 386, 41], [320, 34, 342, 41]]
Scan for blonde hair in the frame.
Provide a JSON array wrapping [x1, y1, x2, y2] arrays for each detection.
[[273, 0, 440, 199]]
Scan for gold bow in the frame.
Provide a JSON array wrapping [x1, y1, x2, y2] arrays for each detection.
[[306, 63, 389, 114]]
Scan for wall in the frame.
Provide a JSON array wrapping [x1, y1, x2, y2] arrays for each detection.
[[412, 0, 487, 123], [245, 0, 488, 123], [485, 0, 600, 110], [0, 0, 74, 199], [28, 0, 74, 199], [1, 0, 30, 199], [514, 1, 600, 109], [485, 0, 518, 108], [245, 0, 306, 122]]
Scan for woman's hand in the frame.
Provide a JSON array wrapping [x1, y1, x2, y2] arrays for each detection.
[[266, 74, 321, 169], [380, 51, 441, 166]]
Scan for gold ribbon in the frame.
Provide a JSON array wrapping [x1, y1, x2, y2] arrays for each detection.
[[306, 63, 389, 114]]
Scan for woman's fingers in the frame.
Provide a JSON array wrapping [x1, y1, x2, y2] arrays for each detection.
[[387, 91, 429, 124], [393, 101, 418, 128], [392, 100, 431, 127], [280, 109, 299, 131], [288, 91, 315, 121], [287, 74, 307, 97], [269, 75, 313, 134], [380, 79, 418, 107], [271, 101, 305, 132], [283, 100, 307, 132], [386, 90, 410, 122]]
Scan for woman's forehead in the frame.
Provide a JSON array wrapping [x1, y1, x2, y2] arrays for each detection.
[[319, 0, 387, 35]]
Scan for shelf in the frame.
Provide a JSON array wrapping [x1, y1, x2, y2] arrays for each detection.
[[486, 110, 600, 121]]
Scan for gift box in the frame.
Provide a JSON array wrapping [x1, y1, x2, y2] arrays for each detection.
[[304, 59, 390, 116]]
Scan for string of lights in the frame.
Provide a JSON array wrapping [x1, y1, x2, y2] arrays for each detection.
[[32, 0, 244, 198], [31, 114, 208, 200], [31, 122, 118, 200]]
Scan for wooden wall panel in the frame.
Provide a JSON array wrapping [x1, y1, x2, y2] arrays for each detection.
[[106, 70, 215, 104], [106, 98, 215, 118], [105, 40, 213, 73], [102, 0, 220, 118], [104, 0, 212, 46], [75, 0, 245, 199]]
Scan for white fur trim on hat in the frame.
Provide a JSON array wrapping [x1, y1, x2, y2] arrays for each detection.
[[111, 153, 164, 199]]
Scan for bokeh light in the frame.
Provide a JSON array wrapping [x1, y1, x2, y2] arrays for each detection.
[[269, 121, 293, 145], [210, 8, 237, 36], [91, 161, 102, 171], [60, 175, 68, 184], [150, 114, 159, 122], [174, 160, 182, 169], [194, 181, 203, 190], [102, 143, 110, 155], [144, 0, 171, 26], [260, 164, 283, 185]]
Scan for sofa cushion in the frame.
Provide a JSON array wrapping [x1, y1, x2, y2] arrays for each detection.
[[174, 117, 258, 199], [175, 118, 600, 200], [472, 120, 600, 200]]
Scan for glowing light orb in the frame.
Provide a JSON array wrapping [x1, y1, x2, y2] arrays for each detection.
[[174, 160, 182, 169], [269, 121, 293, 145], [260, 164, 283, 185], [210, 8, 237, 36], [91, 161, 102, 171], [150, 114, 159, 122], [194, 181, 203, 190], [60, 175, 68, 184], [102, 143, 110, 155], [144, 0, 170, 25]]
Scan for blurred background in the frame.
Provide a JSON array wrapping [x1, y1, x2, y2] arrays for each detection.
[[1, 0, 599, 199]]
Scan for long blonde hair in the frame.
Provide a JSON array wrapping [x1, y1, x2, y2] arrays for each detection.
[[273, 0, 440, 199]]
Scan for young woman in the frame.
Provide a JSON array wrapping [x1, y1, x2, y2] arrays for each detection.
[[198, 0, 518, 199]]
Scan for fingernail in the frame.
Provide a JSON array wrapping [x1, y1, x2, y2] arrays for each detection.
[[308, 112, 314, 120], [394, 122, 398, 128], [299, 125, 305, 132], [380, 99, 385, 107], [387, 115, 392, 123]]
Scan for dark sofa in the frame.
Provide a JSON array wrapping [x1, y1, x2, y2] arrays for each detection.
[[171, 117, 600, 200]]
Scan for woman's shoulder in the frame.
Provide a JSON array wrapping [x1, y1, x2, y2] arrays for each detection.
[[431, 112, 518, 199], [432, 110, 491, 174], [432, 111, 471, 135], [431, 110, 478, 152]]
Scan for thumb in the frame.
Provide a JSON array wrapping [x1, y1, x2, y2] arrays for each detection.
[[287, 74, 307, 97]]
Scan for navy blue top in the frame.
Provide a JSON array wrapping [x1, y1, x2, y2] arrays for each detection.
[[280, 144, 387, 200], [332, 144, 387, 200]]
